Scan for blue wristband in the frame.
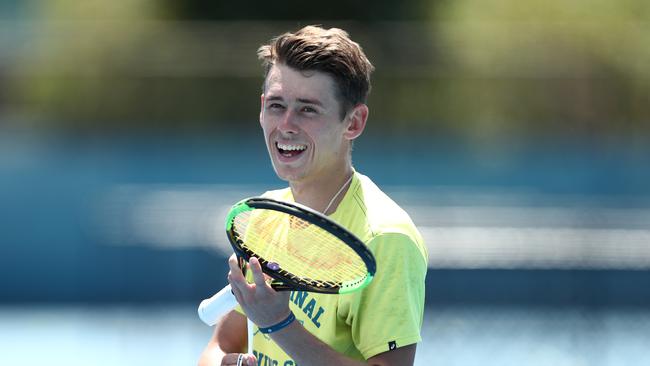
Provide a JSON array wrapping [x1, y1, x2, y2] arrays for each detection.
[[258, 311, 296, 334]]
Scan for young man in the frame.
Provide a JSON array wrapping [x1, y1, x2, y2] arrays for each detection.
[[199, 25, 427, 366]]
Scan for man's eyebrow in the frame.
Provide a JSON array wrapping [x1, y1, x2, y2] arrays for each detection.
[[265, 95, 324, 107], [265, 95, 284, 102], [297, 98, 324, 107]]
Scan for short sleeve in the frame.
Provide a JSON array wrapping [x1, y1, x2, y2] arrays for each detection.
[[348, 232, 427, 359]]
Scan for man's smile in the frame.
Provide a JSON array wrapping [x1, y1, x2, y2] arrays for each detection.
[[276, 141, 308, 159]]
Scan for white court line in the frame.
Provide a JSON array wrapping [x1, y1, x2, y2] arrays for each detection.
[[421, 226, 650, 269], [92, 185, 650, 270]]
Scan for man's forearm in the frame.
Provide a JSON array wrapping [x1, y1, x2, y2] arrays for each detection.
[[198, 343, 225, 366]]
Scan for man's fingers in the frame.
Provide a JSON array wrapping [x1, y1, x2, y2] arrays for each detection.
[[228, 255, 247, 284], [249, 257, 268, 288], [228, 254, 242, 273], [220, 353, 238, 366], [227, 254, 251, 303], [221, 353, 257, 366], [228, 277, 245, 303], [241, 353, 257, 366]]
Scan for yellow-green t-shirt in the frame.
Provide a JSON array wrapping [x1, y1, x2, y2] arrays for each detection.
[[238, 171, 428, 364]]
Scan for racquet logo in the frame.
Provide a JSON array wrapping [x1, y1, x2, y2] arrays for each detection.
[[289, 214, 306, 230]]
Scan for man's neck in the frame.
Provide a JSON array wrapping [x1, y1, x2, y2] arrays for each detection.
[[289, 166, 354, 214]]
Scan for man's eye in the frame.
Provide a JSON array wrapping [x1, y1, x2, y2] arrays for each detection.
[[268, 103, 284, 110], [301, 106, 317, 113]]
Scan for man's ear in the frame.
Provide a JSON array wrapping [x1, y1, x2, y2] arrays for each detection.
[[343, 104, 368, 141], [259, 94, 265, 126]]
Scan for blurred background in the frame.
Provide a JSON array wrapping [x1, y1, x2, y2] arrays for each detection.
[[1, 1, 649, 365]]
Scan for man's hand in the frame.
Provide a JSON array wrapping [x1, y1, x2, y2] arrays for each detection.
[[197, 310, 257, 366], [227, 254, 291, 328], [220, 353, 256, 366]]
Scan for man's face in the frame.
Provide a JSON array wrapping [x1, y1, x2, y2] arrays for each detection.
[[260, 63, 350, 184]]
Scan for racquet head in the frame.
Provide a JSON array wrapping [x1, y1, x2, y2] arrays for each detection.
[[225, 197, 376, 294]]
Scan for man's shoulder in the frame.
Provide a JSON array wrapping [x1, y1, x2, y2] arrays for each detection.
[[347, 172, 428, 270], [349, 173, 422, 243]]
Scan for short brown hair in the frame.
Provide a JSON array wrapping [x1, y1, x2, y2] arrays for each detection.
[[257, 25, 374, 119]]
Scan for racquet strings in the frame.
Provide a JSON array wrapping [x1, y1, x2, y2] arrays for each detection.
[[232, 209, 369, 289]]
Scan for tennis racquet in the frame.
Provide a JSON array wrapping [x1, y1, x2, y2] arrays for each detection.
[[198, 197, 376, 326]]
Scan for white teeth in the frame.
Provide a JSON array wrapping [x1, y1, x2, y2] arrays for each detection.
[[277, 143, 307, 151]]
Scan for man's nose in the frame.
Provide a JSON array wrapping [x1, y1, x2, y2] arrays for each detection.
[[278, 110, 299, 134]]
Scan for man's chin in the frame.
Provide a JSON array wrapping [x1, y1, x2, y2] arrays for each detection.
[[272, 165, 306, 183]]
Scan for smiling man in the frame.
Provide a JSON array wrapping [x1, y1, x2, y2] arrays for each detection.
[[199, 26, 427, 366]]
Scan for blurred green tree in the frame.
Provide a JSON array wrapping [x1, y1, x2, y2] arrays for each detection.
[[2, 0, 648, 142]]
